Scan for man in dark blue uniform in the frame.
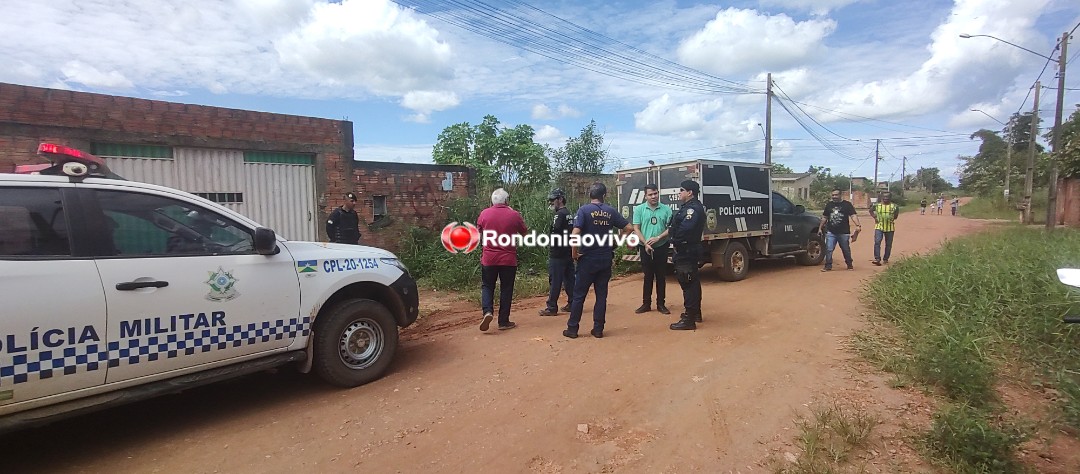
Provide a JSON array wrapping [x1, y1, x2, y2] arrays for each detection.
[[539, 188, 575, 316], [326, 192, 362, 245], [670, 180, 706, 330], [563, 182, 636, 339]]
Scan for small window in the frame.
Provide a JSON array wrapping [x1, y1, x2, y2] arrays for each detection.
[[373, 195, 387, 221], [193, 192, 244, 204], [0, 188, 71, 257], [93, 190, 254, 257], [772, 193, 794, 215]]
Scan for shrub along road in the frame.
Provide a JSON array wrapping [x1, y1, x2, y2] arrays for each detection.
[[9, 208, 1068, 472]]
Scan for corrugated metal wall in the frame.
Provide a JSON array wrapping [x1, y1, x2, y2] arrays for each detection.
[[243, 162, 316, 241], [101, 148, 316, 241]]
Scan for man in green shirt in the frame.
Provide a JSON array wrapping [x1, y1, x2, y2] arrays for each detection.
[[632, 184, 673, 314], [869, 191, 900, 265]]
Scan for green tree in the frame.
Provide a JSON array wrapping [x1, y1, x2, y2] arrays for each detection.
[[554, 120, 609, 174], [431, 115, 550, 190], [771, 163, 794, 174], [958, 129, 1009, 196], [912, 167, 952, 194], [1053, 105, 1080, 178]]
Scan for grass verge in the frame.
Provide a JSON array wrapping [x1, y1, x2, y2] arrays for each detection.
[[858, 226, 1080, 470]]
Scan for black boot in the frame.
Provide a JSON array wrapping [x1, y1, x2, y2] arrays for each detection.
[[670, 315, 696, 330]]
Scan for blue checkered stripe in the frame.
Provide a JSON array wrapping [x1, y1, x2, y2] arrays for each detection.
[[0, 317, 311, 386]]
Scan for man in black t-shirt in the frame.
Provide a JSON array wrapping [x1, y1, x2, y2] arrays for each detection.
[[818, 188, 862, 271], [539, 188, 575, 316]]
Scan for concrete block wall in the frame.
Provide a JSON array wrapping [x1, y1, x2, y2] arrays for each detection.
[[345, 163, 473, 252]]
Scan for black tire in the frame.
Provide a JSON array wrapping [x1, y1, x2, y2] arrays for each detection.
[[312, 298, 399, 388], [796, 235, 826, 266], [717, 241, 750, 282]]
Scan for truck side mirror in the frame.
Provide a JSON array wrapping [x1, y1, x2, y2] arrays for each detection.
[[254, 227, 279, 255], [794, 205, 805, 215]]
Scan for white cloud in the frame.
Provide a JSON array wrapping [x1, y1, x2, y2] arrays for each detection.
[[635, 94, 750, 140], [531, 103, 581, 120], [758, 0, 863, 15], [60, 61, 134, 89], [276, 0, 455, 95], [534, 125, 564, 144], [676, 8, 836, 76], [815, 0, 1052, 119], [400, 90, 460, 123]]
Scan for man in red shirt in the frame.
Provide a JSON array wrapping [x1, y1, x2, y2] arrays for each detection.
[[476, 188, 528, 331]]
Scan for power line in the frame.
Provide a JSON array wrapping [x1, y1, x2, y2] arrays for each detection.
[[392, 0, 760, 95]]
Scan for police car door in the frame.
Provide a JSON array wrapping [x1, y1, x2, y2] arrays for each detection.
[[83, 187, 300, 383], [0, 185, 107, 407]]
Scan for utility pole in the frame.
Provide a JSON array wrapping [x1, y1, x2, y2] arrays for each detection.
[[901, 156, 907, 194], [1023, 80, 1040, 224], [1004, 119, 1012, 203], [1046, 31, 1069, 229], [765, 73, 773, 166], [873, 139, 880, 199]]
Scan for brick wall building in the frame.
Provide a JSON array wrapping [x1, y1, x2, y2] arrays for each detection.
[[0, 82, 477, 249], [348, 162, 473, 251]]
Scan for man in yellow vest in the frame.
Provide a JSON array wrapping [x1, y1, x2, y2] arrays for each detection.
[[869, 191, 900, 265]]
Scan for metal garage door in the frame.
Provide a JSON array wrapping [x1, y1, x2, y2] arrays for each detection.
[[97, 145, 316, 241]]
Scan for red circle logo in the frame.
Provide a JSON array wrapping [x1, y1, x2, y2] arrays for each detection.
[[440, 222, 480, 254]]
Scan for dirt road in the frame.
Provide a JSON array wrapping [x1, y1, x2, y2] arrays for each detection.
[[6, 211, 994, 472]]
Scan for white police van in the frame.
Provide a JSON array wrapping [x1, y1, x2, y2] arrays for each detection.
[[0, 144, 419, 433]]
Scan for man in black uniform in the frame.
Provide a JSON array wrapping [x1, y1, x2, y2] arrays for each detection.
[[326, 192, 362, 245], [539, 188, 575, 316], [670, 180, 706, 331]]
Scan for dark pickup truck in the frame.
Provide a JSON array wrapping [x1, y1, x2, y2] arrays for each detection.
[[616, 159, 824, 281]]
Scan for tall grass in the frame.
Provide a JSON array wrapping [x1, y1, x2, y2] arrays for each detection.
[[859, 226, 1080, 469], [961, 190, 1047, 223]]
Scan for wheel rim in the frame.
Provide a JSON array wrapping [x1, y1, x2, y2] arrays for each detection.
[[730, 250, 745, 274], [807, 240, 822, 259], [338, 319, 383, 370]]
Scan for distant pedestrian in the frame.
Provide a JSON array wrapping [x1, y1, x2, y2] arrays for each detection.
[[538, 188, 575, 316], [819, 188, 862, 271], [563, 182, 635, 339], [936, 195, 945, 215], [920, 198, 927, 215], [326, 192, 362, 244], [951, 196, 959, 216], [476, 188, 528, 332], [870, 192, 900, 265], [669, 180, 706, 331], [632, 184, 673, 315]]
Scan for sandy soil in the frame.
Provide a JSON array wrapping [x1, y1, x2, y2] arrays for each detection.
[[5, 208, 1078, 472]]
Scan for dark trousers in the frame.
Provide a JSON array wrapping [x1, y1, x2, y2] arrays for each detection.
[[873, 230, 895, 262], [545, 257, 575, 311], [640, 245, 668, 306], [566, 255, 613, 332], [674, 248, 702, 317], [481, 265, 516, 326]]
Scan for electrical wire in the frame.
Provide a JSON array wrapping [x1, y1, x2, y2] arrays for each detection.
[[391, 0, 760, 95]]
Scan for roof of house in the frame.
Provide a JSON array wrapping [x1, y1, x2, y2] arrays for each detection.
[[771, 172, 816, 181]]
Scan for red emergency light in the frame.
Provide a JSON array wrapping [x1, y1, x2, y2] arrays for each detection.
[[13, 143, 114, 178], [37, 143, 106, 168]]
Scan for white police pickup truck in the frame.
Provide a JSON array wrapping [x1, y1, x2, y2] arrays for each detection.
[[0, 144, 419, 433]]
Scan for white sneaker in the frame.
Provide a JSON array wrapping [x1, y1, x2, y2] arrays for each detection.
[[480, 312, 494, 332]]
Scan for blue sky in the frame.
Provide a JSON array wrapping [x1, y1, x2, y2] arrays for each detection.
[[2, 0, 1078, 184]]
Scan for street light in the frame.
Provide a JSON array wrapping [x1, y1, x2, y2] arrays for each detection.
[[958, 34, 1058, 62], [960, 32, 1069, 229], [970, 108, 1013, 203]]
